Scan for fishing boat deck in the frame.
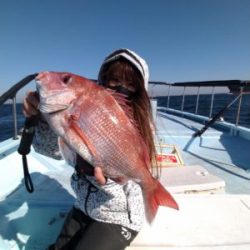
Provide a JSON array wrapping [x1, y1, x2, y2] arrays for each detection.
[[156, 111, 250, 194], [0, 111, 250, 249]]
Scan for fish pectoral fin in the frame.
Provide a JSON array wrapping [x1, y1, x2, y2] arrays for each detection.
[[70, 121, 102, 166]]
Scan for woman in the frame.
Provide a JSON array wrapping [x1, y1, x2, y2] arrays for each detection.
[[23, 49, 157, 250]]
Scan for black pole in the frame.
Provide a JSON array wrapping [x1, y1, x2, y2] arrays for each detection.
[[0, 73, 38, 106], [18, 115, 39, 193], [193, 93, 243, 138]]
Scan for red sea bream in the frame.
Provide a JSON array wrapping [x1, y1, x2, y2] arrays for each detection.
[[36, 71, 179, 222]]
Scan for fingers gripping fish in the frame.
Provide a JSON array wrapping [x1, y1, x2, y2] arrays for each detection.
[[36, 71, 179, 222]]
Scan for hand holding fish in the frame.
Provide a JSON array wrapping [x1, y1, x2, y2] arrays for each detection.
[[23, 91, 40, 117], [94, 167, 106, 185]]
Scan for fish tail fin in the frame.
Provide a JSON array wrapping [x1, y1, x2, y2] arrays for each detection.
[[144, 180, 179, 223]]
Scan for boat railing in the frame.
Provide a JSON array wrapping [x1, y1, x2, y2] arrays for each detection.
[[0, 74, 38, 140], [149, 80, 250, 129]]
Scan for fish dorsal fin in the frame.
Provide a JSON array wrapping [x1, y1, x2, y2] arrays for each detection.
[[105, 89, 135, 126]]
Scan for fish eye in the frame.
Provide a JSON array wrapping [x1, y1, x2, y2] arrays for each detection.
[[62, 74, 71, 84]]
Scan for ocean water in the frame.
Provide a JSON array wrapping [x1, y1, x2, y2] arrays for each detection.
[[0, 103, 25, 142], [0, 94, 249, 142]]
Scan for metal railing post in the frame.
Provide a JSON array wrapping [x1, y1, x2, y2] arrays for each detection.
[[195, 87, 200, 114], [235, 87, 243, 127], [181, 86, 186, 113], [209, 86, 215, 118], [12, 95, 19, 140], [167, 85, 171, 108]]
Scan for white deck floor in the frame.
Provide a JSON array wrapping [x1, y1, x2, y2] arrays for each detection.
[[128, 194, 250, 250]]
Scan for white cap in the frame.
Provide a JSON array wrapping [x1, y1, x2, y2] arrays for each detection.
[[98, 48, 149, 90]]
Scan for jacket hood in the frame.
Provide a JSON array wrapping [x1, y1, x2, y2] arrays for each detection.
[[98, 48, 149, 90]]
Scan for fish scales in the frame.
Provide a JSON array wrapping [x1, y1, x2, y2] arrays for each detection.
[[76, 97, 140, 178]]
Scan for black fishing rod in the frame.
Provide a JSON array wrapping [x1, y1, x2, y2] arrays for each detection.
[[0, 73, 38, 105], [193, 93, 243, 138], [14, 74, 39, 193], [18, 115, 40, 193]]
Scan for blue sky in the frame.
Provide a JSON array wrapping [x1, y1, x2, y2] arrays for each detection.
[[1, 0, 250, 101]]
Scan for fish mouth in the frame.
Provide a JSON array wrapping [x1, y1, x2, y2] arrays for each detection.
[[37, 90, 70, 114], [38, 103, 69, 114], [35, 74, 75, 114], [36, 82, 71, 114]]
